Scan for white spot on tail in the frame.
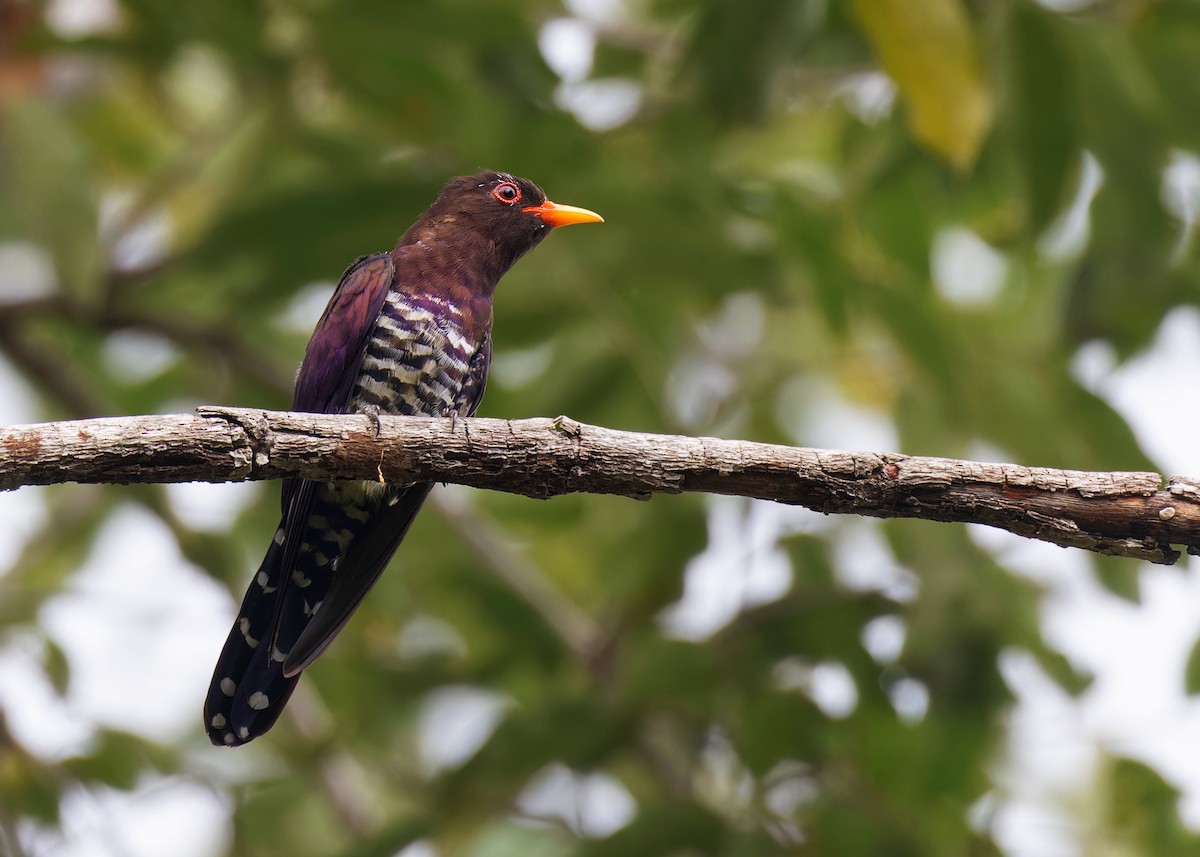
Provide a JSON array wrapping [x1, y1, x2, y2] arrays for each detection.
[[223, 733, 235, 745], [303, 599, 323, 617], [238, 726, 250, 739], [238, 617, 260, 648], [292, 569, 312, 588], [256, 570, 277, 593], [247, 692, 270, 711], [220, 677, 237, 697], [271, 646, 287, 663], [211, 713, 227, 729], [273, 528, 285, 546]]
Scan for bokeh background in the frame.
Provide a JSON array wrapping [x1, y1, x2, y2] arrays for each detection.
[[3, 0, 1200, 854]]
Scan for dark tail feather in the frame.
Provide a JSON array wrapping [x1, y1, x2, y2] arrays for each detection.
[[204, 522, 299, 746], [285, 483, 432, 675], [205, 483, 431, 746]]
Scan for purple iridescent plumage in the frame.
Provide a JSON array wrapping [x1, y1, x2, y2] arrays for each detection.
[[203, 171, 601, 746]]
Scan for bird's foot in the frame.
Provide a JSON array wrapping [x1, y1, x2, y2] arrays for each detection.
[[444, 407, 460, 432], [362, 405, 384, 437]]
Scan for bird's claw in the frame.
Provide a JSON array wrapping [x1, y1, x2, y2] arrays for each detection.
[[362, 405, 384, 437]]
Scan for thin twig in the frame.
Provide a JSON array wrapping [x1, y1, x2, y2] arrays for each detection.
[[99, 312, 294, 395], [431, 491, 598, 661], [0, 319, 104, 417]]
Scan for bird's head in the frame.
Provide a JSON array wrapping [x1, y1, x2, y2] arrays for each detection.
[[410, 170, 603, 277]]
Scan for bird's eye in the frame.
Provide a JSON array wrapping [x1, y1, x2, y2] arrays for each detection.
[[492, 182, 521, 205]]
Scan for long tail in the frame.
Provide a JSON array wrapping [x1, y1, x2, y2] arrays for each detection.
[[204, 482, 432, 746], [203, 522, 298, 746]]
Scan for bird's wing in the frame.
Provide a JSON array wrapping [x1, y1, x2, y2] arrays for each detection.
[[280, 253, 395, 516], [282, 339, 493, 676], [262, 253, 396, 671], [456, 332, 491, 417], [274, 252, 395, 602], [294, 252, 396, 416]]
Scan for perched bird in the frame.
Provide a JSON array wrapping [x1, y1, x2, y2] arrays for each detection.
[[204, 171, 602, 746]]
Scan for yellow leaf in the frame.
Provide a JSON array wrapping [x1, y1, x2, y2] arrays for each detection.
[[854, 0, 993, 171]]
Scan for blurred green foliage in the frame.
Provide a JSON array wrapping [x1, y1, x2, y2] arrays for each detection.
[[1, 0, 1199, 854]]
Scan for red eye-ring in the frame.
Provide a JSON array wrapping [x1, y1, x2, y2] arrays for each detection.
[[492, 182, 521, 205]]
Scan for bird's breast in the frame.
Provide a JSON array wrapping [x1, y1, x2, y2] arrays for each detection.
[[349, 291, 480, 417]]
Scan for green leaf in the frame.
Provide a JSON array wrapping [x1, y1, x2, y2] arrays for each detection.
[[63, 731, 152, 790], [1, 100, 100, 296], [1106, 757, 1200, 853], [1092, 553, 1142, 604], [468, 822, 574, 857], [581, 801, 724, 857], [853, 0, 992, 170], [40, 637, 70, 697], [1185, 634, 1200, 695], [1004, 2, 1080, 235]]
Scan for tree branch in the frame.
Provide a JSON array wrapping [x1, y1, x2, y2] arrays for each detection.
[[0, 317, 105, 418], [1, 406, 1197, 565]]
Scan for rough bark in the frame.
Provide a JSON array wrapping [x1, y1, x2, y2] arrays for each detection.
[[1, 406, 1197, 565]]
